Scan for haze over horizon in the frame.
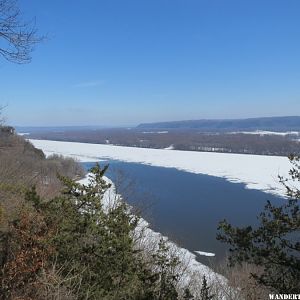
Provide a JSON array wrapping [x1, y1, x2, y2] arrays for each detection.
[[11, 115, 300, 129], [2, 0, 300, 126]]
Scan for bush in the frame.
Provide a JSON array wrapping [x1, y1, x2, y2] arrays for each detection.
[[217, 155, 300, 293], [0, 163, 184, 299]]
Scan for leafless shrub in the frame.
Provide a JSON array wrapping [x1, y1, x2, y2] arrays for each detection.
[[36, 261, 82, 300], [205, 259, 271, 300]]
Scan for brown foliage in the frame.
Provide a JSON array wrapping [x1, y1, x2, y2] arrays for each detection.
[[0, 132, 84, 199], [210, 260, 271, 300], [0, 129, 85, 299], [1, 207, 54, 299]]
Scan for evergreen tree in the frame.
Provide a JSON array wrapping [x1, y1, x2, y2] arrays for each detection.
[[217, 155, 300, 293], [152, 238, 180, 300], [44, 163, 182, 299], [1, 162, 184, 299], [199, 276, 214, 300], [183, 287, 194, 300], [45, 164, 141, 299]]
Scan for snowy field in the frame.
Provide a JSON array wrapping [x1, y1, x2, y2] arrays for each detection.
[[30, 139, 296, 197]]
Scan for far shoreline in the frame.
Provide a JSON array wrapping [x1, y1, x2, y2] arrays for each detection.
[[29, 138, 294, 198]]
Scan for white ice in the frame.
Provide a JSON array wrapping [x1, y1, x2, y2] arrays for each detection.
[[230, 130, 299, 136], [78, 173, 228, 296], [30, 139, 296, 197], [195, 251, 216, 257]]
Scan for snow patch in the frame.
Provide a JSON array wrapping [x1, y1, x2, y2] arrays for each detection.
[[230, 130, 299, 136], [195, 251, 216, 257], [164, 144, 174, 150], [30, 139, 295, 197], [78, 173, 227, 295], [142, 131, 169, 134]]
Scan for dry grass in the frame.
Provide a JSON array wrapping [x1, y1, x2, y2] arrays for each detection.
[[207, 259, 271, 300]]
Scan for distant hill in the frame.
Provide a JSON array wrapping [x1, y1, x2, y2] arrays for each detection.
[[15, 125, 109, 134], [137, 116, 300, 131]]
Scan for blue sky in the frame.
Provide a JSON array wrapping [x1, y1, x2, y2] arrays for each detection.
[[1, 0, 300, 126]]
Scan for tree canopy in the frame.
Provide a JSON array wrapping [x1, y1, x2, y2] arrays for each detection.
[[217, 155, 300, 293]]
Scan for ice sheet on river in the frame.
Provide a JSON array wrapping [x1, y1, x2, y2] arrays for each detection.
[[30, 139, 295, 197]]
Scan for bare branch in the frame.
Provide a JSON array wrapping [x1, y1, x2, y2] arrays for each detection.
[[0, 0, 44, 64]]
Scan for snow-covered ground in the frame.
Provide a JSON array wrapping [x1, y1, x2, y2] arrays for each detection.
[[142, 131, 169, 134], [30, 139, 295, 197], [78, 173, 228, 297], [164, 144, 174, 150], [195, 251, 215, 257], [230, 130, 299, 136]]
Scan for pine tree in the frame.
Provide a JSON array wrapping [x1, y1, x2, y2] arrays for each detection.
[[152, 238, 180, 300], [1, 162, 184, 299], [217, 155, 300, 293], [183, 287, 194, 300], [45, 163, 142, 299], [44, 163, 182, 299], [199, 276, 214, 300]]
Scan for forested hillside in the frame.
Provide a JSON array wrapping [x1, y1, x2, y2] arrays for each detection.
[[0, 127, 205, 299], [0, 126, 84, 198], [0, 128, 172, 299], [137, 116, 300, 131], [27, 127, 300, 156]]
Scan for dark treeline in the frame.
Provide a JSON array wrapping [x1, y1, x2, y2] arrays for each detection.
[[28, 128, 300, 156], [137, 116, 300, 131]]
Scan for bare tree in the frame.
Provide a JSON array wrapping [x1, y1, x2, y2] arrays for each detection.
[[0, 0, 43, 64], [0, 106, 3, 125]]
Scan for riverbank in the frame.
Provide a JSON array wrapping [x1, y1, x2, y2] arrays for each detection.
[[30, 139, 294, 197], [78, 172, 228, 297]]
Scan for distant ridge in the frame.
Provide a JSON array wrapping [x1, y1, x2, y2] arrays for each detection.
[[15, 125, 109, 133], [137, 116, 300, 131]]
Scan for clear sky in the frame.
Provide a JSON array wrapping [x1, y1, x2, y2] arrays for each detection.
[[1, 0, 300, 126]]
